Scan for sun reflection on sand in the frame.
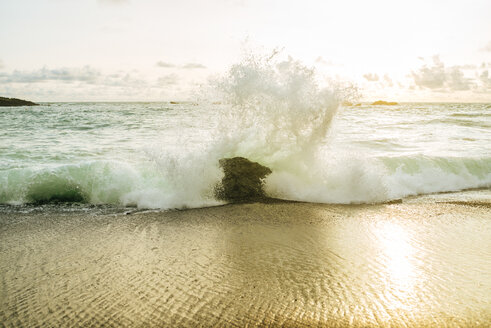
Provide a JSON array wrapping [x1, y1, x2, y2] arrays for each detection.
[[373, 220, 419, 310]]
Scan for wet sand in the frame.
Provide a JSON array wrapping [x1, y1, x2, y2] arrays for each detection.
[[1, 200, 490, 327]]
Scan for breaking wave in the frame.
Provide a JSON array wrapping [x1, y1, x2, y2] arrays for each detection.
[[1, 52, 490, 208], [1, 156, 489, 208]]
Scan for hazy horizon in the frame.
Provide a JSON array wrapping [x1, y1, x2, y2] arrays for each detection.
[[7, 99, 491, 104]]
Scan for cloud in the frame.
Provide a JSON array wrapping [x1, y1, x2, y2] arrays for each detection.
[[0, 59, 4, 70], [480, 41, 491, 52], [156, 61, 175, 68], [315, 56, 337, 66], [0, 64, 205, 101], [411, 55, 446, 89], [0, 66, 101, 83], [446, 67, 471, 91], [0, 66, 153, 90], [383, 74, 394, 87], [410, 55, 489, 92], [157, 74, 179, 85], [479, 70, 491, 89], [156, 61, 207, 69], [101, 72, 148, 88], [363, 73, 379, 82], [456, 64, 478, 70], [181, 63, 206, 69]]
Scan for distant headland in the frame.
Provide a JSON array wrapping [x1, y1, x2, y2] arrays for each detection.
[[342, 100, 400, 107], [371, 100, 398, 106], [0, 97, 39, 107]]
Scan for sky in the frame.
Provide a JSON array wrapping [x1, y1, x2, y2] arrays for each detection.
[[0, 0, 490, 102]]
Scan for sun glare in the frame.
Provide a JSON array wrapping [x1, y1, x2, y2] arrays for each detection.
[[373, 221, 419, 310]]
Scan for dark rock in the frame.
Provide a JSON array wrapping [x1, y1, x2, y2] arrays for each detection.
[[215, 157, 272, 202], [371, 100, 398, 106], [0, 97, 38, 107]]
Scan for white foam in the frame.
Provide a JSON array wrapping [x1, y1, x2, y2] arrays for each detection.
[[1, 53, 490, 209]]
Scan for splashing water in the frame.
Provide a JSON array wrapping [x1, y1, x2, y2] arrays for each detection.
[[206, 52, 389, 204], [0, 54, 490, 209], [147, 52, 350, 207], [212, 53, 340, 163]]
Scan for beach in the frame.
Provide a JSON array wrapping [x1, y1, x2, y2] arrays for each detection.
[[1, 195, 490, 327]]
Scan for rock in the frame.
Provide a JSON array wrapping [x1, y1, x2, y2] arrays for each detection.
[[0, 97, 38, 107], [371, 100, 398, 106], [342, 102, 362, 107], [215, 157, 272, 202]]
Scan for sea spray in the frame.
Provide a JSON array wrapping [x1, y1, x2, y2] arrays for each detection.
[[1, 55, 490, 208], [208, 51, 384, 203], [210, 52, 343, 166], [137, 51, 349, 207]]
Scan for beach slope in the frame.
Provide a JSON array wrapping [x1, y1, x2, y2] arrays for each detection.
[[1, 200, 490, 327]]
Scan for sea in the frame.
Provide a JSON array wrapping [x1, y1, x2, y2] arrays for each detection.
[[1, 101, 490, 210], [1, 57, 490, 210]]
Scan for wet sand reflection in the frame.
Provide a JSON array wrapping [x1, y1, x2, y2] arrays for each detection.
[[0, 202, 490, 326]]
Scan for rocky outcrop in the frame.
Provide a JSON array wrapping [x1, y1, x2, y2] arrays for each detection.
[[371, 100, 398, 106], [342, 101, 362, 107], [215, 157, 272, 202], [0, 97, 38, 107]]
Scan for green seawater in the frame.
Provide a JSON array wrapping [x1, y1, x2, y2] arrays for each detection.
[[1, 102, 490, 208]]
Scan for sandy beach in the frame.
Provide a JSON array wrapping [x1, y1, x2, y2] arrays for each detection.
[[1, 197, 490, 327]]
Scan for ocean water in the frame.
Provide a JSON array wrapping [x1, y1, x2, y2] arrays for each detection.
[[1, 58, 490, 209], [1, 101, 489, 209]]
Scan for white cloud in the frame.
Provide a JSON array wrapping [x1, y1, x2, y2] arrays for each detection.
[[410, 55, 491, 94], [446, 67, 471, 91], [456, 64, 478, 70], [383, 74, 394, 87], [101, 72, 148, 88], [411, 55, 446, 89], [0, 66, 101, 83], [0, 66, 156, 89], [315, 56, 337, 66], [156, 61, 207, 69], [0, 59, 4, 70], [157, 74, 179, 85], [181, 63, 207, 69], [156, 61, 175, 68], [0, 64, 202, 101], [479, 70, 491, 89], [363, 73, 379, 82]]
